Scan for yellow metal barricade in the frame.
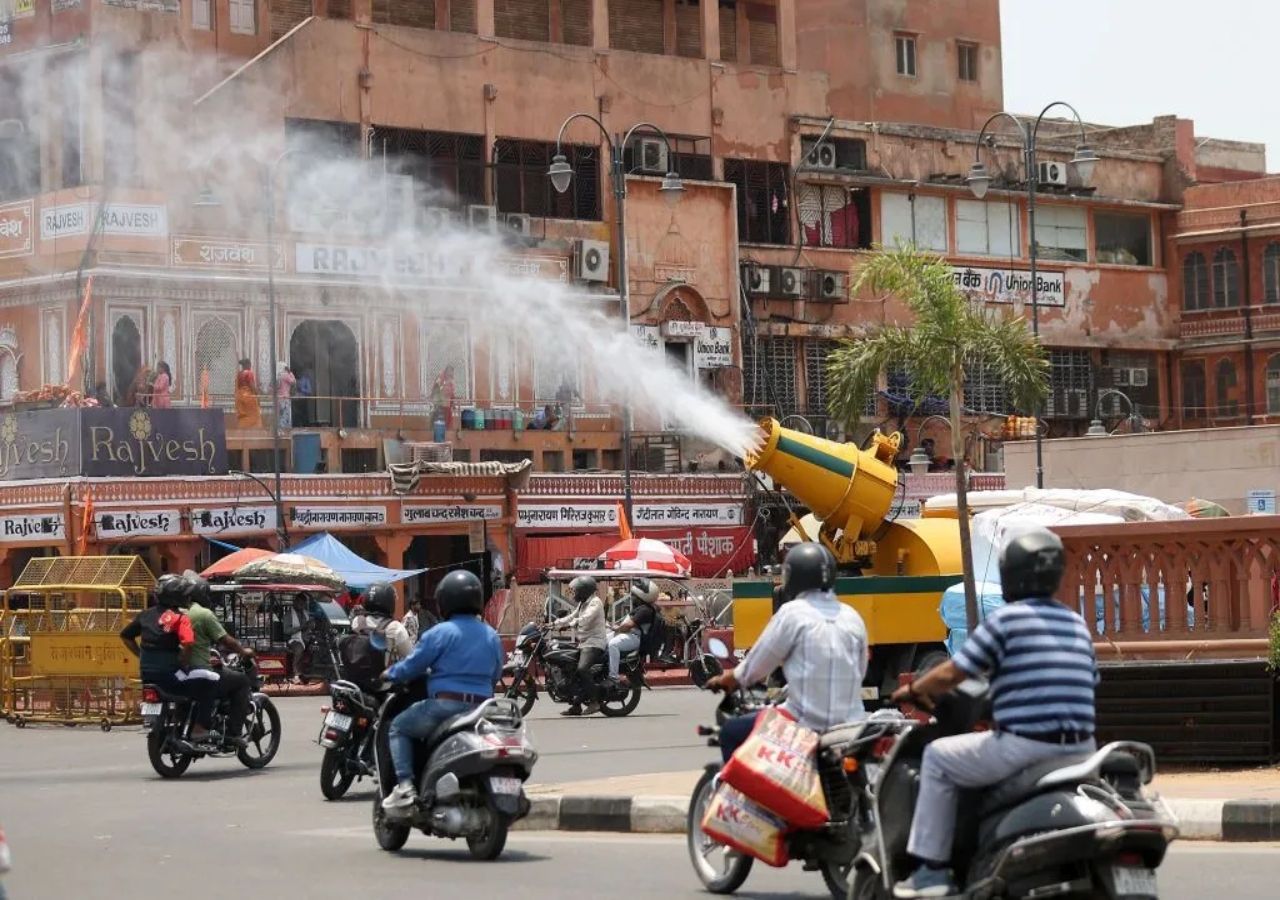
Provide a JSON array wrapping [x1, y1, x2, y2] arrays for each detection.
[[1, 556, 155, 729]]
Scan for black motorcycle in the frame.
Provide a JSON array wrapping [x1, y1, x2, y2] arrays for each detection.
[[500, 623, 644, 717], [318, 678, 382, 800], [850, 680, 1178, 900], [686, 651, 903, 900], [139, 655, 281, 778]]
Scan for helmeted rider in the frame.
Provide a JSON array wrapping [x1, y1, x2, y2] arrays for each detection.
[[380, 569, 504, 812], [182, 572, 256, 747], [705, 541, 869, 762], [891, 529, 1098, 899], [605, 577, 661, 685], [119, 574, 221, 744], [550, 574, 607, 717], [352, 581, 414, 664]]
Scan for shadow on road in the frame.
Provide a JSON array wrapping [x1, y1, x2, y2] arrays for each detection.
[[387, 847, 550, 865]]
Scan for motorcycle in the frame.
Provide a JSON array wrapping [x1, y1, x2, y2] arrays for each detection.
[[139, 655, 281, 778], [318, 678, 383, 800], [500, 622, 644, 717], [371, 689, 537, 860], [850, 679, 1178, 900], [685, 639, 904, 900]]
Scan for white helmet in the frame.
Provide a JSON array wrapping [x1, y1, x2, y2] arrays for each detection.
[[630, 578, 660, 605]]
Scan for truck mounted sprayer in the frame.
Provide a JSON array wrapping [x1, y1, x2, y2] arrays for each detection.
[[733, 418, 964, 703]]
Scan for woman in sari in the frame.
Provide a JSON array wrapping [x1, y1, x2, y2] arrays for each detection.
[[151, 362, 173, 409], [235, 358, 262, 427]]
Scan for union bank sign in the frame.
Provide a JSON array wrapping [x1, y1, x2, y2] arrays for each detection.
[[0, 408, 228, 480]]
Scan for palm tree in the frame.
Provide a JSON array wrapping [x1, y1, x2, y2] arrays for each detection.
[[826, 247, 1049, 630]]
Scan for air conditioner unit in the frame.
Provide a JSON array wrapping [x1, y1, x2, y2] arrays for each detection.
[[1037, 161, 1069, 186], [778, 267, 806, 298], [503, 212, 533, 237], [1129, 368, 1149, 388], [742, 264, 771, 295], [815, 270, 846, 301], [467, 204, 498, 232], [802, 138, 837, 170], [420, 207, 457, 231], [575, 238, 610, 282], [630, 137, 669, 174]]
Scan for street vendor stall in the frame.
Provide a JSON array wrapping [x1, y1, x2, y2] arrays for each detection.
[[1, 556, 155, 729]]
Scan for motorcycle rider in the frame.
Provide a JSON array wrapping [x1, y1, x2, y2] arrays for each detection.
[[119, 574, 220, 744], [705, 541, 868, 762], [351, 581, 414, 664], [182, 572, 256, 747], [380, 569, 504, 811], [891, 529, 1098, 899], [550, 575, 607, 717], [605, 578, 660, 685]]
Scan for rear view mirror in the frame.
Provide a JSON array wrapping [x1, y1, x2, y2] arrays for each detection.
[[707, 637, 730, 658]]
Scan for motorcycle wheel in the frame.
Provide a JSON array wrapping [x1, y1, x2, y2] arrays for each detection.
[[687, 768, 753, 894], [466, 811, 509, 861], [503, 673, 538, 717], [237, 698, 282, 769], [147, 729, 193, 779], [320, 746, 356, 800], [372, 795, 411, 852], [850, 867, 888, 900], [599, 674, 642, 718]]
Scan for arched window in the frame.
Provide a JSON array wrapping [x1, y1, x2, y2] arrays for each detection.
[[194, 320, 238, 408], [1215, 358, 1238, 416], [1180, 360, 1205, 418], [1264, 243, 1280, 304], [1182, 252, 1209, 310], [1267, 355, 1280, 415], [1212, 247, 1239, 308]]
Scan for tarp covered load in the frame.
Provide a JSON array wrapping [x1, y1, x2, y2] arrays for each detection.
[[288, 532, 427, 590], [389, 459, 533, 496], [924, 487, 1191, 523]]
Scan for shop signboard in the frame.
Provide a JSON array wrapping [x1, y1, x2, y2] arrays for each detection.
[[0, 408, 227, 480], [632, 502, 743, 527], [93, 509, 182, 539], [0, 513, 65, 542], [518, 504, 619, 530], [402, 504, 502, 525], [288, 506, 387, 529], [0, 200, 33, 257], [950, 265, 1066, 308], [694, 327, 733, 369], [192, 506, 278, 536]]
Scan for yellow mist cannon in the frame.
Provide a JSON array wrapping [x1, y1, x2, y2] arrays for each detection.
[[745, 417, 902, 565]]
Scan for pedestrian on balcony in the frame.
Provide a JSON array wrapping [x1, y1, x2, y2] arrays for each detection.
[[430, 365, 457, 428], [235, 358, 262, 428], [151, 362, 173, 409], [276, 363, 296, 429]]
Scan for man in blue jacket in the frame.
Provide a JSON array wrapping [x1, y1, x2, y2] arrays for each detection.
[[381, 569, 504, 811]]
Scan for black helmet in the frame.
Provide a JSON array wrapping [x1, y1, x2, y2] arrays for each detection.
[[182, 571, 210, 607], [436, 569, 485, 618], [568, 575, 597, 604], [781, 542, 836, 600], [999, 529, 1066, 602], [365, 581, 396, 618], [154, 574, 188, 608]]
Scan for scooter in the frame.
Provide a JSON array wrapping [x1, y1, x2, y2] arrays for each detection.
[[370, 689, 537, 860], [850, 679, 1179, 900]]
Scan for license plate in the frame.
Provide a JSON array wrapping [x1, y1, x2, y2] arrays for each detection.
[[324, 711, 352, 731], [140, 702, 162, 717], [490, 776, 522, 795], [1112, 866, 1157, 896]]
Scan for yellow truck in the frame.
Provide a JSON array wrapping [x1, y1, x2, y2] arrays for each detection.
[[733, 418, 963, 702]]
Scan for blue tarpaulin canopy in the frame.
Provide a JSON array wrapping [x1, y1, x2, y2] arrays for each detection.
[[288, 532, 427, 591]]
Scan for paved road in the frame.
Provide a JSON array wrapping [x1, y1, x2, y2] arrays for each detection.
[[2, 690, 1275, 898]]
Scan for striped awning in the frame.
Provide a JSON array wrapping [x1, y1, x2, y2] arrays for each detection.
[[389, 459, 534, 496]]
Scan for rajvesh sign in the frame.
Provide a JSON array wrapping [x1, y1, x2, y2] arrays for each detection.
[[192, 506, 278, 536], [950, 265, 1066, 308]]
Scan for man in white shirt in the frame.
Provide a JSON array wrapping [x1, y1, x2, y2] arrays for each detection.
[[551, 575, 608, 717], [706, 542, 868, 760]]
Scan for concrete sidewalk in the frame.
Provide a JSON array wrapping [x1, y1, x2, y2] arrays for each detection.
[[520, 767, 1280, 841]]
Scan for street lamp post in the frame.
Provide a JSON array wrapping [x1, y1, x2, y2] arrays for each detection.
[[264, 148, 303, 549], [547, 115, 684, 524], [966, 102, 1099, 490]]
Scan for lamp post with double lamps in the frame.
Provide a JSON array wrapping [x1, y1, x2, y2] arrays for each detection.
[[547, 115, 685, 523], [965, 102, 1099, 490]]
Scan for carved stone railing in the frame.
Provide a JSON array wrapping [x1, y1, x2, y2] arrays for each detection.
[[1054, 516, 1280, 657]]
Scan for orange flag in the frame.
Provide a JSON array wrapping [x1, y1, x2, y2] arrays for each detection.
[[617, 501, 632, 541], [65, 276, 93, 389], [76, 491, 94, 556], [199, 368, 210, 409]]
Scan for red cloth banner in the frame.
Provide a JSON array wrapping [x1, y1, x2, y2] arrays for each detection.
[[636, 526, 755, 578]]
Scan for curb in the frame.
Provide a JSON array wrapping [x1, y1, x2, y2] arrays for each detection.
[[515, 794, 1280, 842]]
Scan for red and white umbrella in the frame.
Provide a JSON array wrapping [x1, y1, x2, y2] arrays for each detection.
[[600, 538, 692, 576]]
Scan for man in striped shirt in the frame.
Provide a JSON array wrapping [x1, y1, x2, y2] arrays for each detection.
[[892, 529, 1098, 899]]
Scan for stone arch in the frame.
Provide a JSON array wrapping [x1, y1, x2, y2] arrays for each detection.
[[656, 284, 712, 324]]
